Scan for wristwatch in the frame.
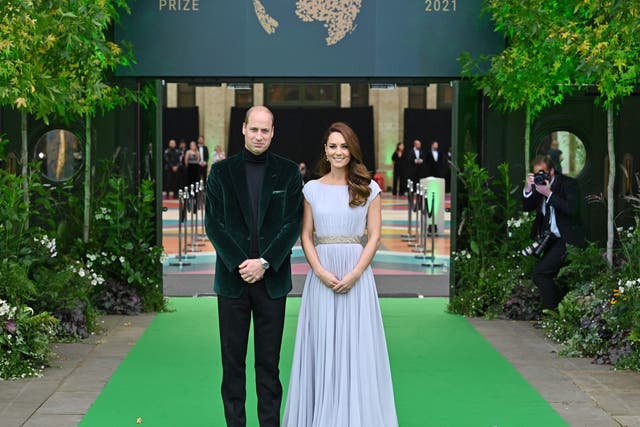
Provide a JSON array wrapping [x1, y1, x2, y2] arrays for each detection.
[[259, 257, 270, 270]]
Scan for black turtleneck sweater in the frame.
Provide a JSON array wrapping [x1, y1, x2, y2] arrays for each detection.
[[244, 148, 267, 258]]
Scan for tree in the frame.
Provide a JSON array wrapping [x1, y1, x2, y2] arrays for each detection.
[[461, 1, 580, 175], [571, 0, 640, 265], [1, 0, 154, 240], [46, 0, 154, 242], [462, 0, 640, 266], [0, 1, 72, 217]]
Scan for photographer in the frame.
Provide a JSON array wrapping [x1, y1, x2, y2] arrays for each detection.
[[523, 155, 584, 310]]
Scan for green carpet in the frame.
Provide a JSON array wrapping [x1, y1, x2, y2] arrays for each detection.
[[80, 298, 567, 426]]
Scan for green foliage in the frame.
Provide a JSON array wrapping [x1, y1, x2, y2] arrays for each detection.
[[571, 0, 640, 109], [617, 219, 640, 279], [0, 166, 99, 340], [460, 1, 579, 118], [30, 262, 100, 340], [609, 278, 640, 343], [77, 163, 165, 312], [0, 299, 59, 380], [456, 153, 499, 265], [0, 0, 153, 122], [495, 163, 520, 229], [542, 290, 603, 345], [449, 254, 532, 318], [0, 260, 36, 307], [541, 236, 640, 370], [0, 169, 30, 255], [450, 155, 537, 317], [558, 243, 611, 292]]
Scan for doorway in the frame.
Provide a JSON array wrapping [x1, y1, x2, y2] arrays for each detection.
[[159, 81, 454, 297]]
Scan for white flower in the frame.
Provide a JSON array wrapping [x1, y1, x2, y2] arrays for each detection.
[[0, 300, 10, 317], [466, 254, 471, 259], [119, 256, 125, 264], [617, 226, 624, 232], [78, 268, 86, 277]]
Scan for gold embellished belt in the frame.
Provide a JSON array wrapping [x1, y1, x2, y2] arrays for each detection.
[[316, 236, 362, 245]]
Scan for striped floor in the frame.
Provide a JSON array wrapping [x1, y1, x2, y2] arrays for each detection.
[[162, 193, 451, 278]]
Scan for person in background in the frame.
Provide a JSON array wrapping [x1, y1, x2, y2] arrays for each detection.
[[298, 162, 312, 184], [212, 144, 227, 164], [163, 139, 181, 199], [184, 140, 201, 188], [391, 142, 405, 196], [177, 139, 188, 191], [405, 139, 425, 191], [425, 140, 446, 178], [197, 135, 209, 182], [547, 138, 564, 175]]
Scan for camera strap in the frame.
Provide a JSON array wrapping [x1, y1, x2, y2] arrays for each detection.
[[540, 199, 553, 233]]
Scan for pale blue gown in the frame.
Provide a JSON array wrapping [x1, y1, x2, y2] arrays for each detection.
[[283, 180, 398, 427]]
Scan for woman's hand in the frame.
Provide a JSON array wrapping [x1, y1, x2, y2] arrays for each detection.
[[315, 268, 340, 290], [333, 269, 362, 294]]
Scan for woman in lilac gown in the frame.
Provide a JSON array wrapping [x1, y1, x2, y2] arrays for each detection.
[[283, 122, 398, 427]]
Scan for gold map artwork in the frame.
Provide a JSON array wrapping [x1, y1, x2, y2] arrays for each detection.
[[253, 0, 362, 46]]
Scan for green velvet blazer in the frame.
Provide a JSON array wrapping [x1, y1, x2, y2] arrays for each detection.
[[205, 151, 303, 298]]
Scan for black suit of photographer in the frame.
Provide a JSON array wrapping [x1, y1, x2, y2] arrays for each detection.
[[523, 161, 584, 310]]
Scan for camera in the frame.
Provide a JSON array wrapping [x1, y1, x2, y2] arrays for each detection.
[[533, 170, 551, 186], [521, 230, 555, 257]]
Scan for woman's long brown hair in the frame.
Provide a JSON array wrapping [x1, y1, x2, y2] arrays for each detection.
[[318, 122, 371, 207]]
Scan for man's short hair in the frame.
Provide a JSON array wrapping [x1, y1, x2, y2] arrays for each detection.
[[532, 154, 554, 171], [244, 106, 274, 127]]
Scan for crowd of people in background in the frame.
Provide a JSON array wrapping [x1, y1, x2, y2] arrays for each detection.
[[391, 138, 449, 196], [163, 136, 226, 199], [164, 135, 446, 198]]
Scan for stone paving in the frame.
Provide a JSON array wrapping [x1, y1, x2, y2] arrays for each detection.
[[0, 314, 154, 427], [470, 318, 640, 427], [1, 308, 640, 426]]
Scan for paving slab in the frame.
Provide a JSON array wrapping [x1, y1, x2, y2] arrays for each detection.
[[0, 313, 154, 427], [22, 414, 84, 427], [614, 416, 640, 427], [469, 317, 640, 426]]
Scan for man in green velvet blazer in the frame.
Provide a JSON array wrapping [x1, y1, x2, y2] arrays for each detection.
[[205, 106, 303, 427]]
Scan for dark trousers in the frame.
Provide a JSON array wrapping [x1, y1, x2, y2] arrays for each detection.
[[532, 238, 566, 310], [392, 170, 405, 195], [166, 169, 179, 196], [200, 164, 208, 183], [217, 283, 286, 427]]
